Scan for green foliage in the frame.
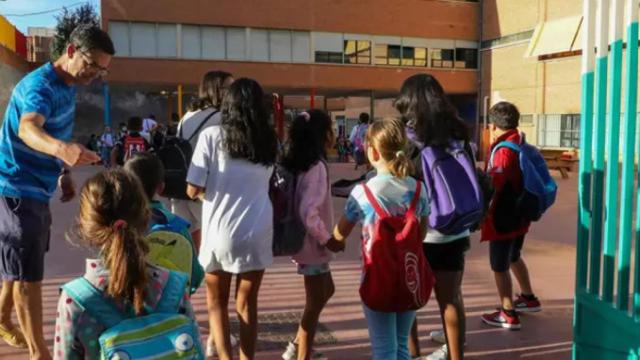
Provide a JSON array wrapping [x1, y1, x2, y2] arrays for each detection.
[[52, 3, 99, 59]]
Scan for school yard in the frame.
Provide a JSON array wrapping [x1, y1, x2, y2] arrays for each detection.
[[0, 162, 576, 359]]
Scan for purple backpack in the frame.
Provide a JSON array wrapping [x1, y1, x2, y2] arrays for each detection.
[[421, 141, 483, 234]]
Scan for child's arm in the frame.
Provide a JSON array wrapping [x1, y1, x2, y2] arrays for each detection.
[[53, 292, 84, 360], [326, 216, 356, 252], [186, 183, 204, 200], [186, 130, 212, 199]]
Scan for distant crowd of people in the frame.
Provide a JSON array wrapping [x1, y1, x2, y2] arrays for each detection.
[[0, 24, 557, 360]]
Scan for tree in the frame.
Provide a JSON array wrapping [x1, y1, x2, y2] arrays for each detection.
[[52, 3, 100, 59]]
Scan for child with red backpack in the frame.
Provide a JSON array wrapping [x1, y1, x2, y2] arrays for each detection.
[[481, 102, 553, 330], [111, 116, 151, 166], [328, 118, 433, 360]]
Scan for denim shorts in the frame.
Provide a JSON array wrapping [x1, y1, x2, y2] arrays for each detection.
[[0, 196, 51, 282], [296, 263, 330, 276]]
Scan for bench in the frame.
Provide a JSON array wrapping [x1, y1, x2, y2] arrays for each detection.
[[540, 149, 578, 179]]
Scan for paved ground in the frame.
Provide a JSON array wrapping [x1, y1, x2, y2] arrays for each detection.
[[0, 162, 577, 359]]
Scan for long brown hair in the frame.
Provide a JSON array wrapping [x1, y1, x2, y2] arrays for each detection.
[[366, 118, 414, 177], [76, 169, 150, 314]]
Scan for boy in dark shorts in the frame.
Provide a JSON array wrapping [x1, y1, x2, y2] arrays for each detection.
[[480, 102, 541, 330]]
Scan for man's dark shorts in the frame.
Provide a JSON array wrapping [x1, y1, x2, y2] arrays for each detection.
[[0, 196, 51, 282], [489, 235, 525, 272]]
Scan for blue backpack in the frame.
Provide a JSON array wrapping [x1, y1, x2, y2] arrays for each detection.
[[62, 271, 203, 360], [489, 136, 557, 222]]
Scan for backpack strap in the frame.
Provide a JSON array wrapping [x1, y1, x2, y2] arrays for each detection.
[[407, 180, 422, 218], [62, 278, 124, 328], [362, 184, 390, 218], [179, 110, 219, 142], [488, 141, 521, 170], [155, 271, 189, 314]]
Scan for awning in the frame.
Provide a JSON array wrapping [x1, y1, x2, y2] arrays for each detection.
[[526, 15, 582, 57]]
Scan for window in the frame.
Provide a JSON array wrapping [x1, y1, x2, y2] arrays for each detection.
[[292, 31, 311, 63], [431, 49, 454, 68], [108, 22, 129, 56], [400, 46, 427, 66], [181, 25, 201, 59], [226, 27, 246, 60], [560, 114, 580, 148], [250, 29, 269, 61], [202, 27, 225, 59], [314, 32, 343, 64], [388, 45, 401, 65], [157, 24, 177, 58], [270, 30, 292, 62], [374, 44, 388, 65], [315, 51, 343, 63], [130, 23, 156, 57], [344, 40, 371, 64], [455, 48, 478, 69]]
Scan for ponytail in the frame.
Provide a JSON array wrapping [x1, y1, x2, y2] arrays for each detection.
[[106, 226, 149, 315], [388, 150, 413, 178]]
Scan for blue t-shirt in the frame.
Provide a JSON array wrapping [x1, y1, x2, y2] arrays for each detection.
[[0, 63, 76, 202]]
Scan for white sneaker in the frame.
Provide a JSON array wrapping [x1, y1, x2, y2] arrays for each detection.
[[281, 341, 325, 360], [425, 345, 448, 360], [206, 334, 239, 357], [429, 329, 446, 344]]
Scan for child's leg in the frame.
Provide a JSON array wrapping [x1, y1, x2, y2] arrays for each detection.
[[205, 271, 233, 360], [408, 320, 420, 358], [363, 305, 398, 360], [235, 270, 265, 360], [489, 240, 516, 310], [434, 270, 465, 360], [395, 310, 416, 360], [296, 271, 335, 360], [509, 236, 534, 295]]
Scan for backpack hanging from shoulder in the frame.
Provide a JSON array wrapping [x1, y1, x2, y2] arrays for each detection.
[[359, 181, 434, 312], [62, 271, 203, 360], [421, 141, 483, 235], [158, 110, 218, 200], [269, 164, 307, 256], [123, 135, 147, 162], [488, 134, 557, 222]]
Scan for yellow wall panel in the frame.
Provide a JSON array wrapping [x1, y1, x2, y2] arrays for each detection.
[[0, 16, 16, 52]]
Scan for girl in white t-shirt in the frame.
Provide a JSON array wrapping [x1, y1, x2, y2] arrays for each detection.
[[186, 78, 278, 360]]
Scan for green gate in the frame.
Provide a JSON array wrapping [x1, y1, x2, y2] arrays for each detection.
[[574, 0, 640, 358]]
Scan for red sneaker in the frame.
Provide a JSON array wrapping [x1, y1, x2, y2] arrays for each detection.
[[481, 309, 521, 330], [514, 294, 542, 313]]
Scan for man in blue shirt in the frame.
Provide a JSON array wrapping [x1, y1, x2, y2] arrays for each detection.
[[0, 25, 113, 359]]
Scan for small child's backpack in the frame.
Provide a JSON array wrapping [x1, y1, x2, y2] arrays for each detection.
[[269, 164, 306, 256], [421, 141, 483, 235], [123, 135, 148, 163], [360, 181, 434, 312], [62, 271, 203, 360], [146, 209, 204, 295], [488, 135, 557, 222]]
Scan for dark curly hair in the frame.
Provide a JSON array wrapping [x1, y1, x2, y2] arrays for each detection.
[[282, 109, 333, 174], [394, 74, 469, 147], [220, 78, 277, 166]]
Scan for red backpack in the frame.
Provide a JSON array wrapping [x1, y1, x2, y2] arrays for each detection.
[[123, 135, 147, 162], [360, 181, 434, 312]]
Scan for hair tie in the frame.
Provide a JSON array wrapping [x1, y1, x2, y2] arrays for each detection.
[[395, 150, 405, 158], [113, 219, 128, 230], [300, 111, 311, 122]]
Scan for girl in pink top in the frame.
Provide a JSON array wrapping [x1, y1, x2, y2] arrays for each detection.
[[281, 110, 338, 360]]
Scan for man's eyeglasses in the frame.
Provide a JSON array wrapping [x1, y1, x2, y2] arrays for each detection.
[[79, 50, 109, 77]]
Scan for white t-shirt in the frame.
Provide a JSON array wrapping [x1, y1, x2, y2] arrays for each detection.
[[187, 126, 274, 273], [177, 107, 221, 150], [142, 118, 157, 133]]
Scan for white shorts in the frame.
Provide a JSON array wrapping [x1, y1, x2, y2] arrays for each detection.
[[170, 198, 202, 231]]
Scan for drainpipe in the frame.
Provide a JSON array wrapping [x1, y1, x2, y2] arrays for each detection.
[[475, 0, 483, 151]]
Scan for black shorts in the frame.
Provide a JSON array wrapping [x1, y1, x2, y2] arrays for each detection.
[[489, 235, 525, 272], [0, 196, 51, 282], [423, 237, 470, 272]]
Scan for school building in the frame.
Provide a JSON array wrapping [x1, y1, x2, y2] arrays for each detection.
[[0, 1, 596, 150], [100, 0, 480, 138]]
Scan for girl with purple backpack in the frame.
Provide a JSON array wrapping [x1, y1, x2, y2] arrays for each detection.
[[280, 109, 337, 360], [396, 74, 473, 360]]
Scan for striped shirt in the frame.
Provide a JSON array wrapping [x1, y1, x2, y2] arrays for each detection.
[[0, 63, 76, 202]]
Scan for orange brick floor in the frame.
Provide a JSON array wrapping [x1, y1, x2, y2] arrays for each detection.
[[0, 162, 576, 359]]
